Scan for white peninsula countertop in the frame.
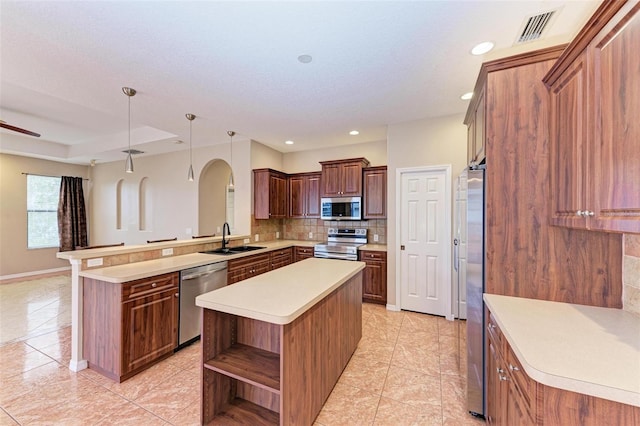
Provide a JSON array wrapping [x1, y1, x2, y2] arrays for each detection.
[[484, 294, 640, 407], [196, 257, 365, 325]]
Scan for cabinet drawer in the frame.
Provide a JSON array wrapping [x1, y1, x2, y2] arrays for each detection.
[[228, 253, 271, 272], [294, 246, 314, 261], [360, 250, 386, 262], [122, 273, 177, 301], [487, 313, 504, 352]]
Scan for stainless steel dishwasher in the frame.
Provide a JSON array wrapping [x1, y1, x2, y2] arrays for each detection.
[[178, 261, 227, 349]]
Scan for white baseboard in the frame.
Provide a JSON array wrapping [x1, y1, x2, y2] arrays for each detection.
[[68, 359, 88, 372], [386, 304, 401, 311], [0, 266, 71, 283]]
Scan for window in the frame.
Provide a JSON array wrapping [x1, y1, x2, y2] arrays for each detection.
[[27, 175, 60, 249]]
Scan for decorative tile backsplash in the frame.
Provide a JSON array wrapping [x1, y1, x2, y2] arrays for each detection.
[[623, 233, 640, 316], [251, 216, 387, 245]]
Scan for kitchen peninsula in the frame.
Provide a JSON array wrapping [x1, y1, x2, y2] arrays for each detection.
[[196, 257, 365, 425]]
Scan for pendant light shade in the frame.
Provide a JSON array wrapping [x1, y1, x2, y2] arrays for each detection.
[[227, 131, 235, 189], [122, 87, 137, 173], [186, 113, 196, 182]]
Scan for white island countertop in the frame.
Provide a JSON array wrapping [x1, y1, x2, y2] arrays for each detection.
[[484, 294, 640, 407], [196, 258, 365, 325]]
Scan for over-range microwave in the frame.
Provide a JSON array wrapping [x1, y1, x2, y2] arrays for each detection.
[[321, 197, 362, 221]]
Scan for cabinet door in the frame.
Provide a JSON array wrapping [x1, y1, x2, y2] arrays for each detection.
[[341, 163, 363, 196], [294, 246, 314, 262], [363, 168, 387, 219], [269, 174, 288, 218], [122, 288, 178, 375], [487, 340, 507, 425], [361, 251, 387, 304], [289, 176, 306, 218], [548, 54, 589, 228], [305, 174, 321, 218], [589, 3, 640, 233], [473, 88, 486, 163], [322, 163, 342, 196]]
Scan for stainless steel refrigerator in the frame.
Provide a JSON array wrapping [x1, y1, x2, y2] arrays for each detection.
[[466, 165, 486, 417]]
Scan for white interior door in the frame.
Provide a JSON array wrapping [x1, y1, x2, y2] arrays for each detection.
[[399, 167, 450, 316], [454, 172, 468, 319]]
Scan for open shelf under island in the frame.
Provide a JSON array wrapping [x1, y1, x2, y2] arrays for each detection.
[[195, 257, 365, 425]]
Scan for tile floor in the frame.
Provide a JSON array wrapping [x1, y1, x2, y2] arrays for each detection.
[[0, 274, 484, 425]]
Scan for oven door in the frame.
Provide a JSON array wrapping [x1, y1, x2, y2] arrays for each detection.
[[314, 251, 358, 261], [321, 197, 362, 220]]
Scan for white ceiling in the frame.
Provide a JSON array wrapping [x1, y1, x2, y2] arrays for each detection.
[[0, 1, 599, 165]]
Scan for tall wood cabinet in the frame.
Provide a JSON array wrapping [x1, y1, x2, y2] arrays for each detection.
[[466, 87, 486, 166], [544, 0, 640, 233], [465, 46, 622, 307], [288, 172, 321, 218], [320, 158, 370, 197], [254, 169, 288, 219], [83, 272, 179, 382], [363, 166, 387, 219]]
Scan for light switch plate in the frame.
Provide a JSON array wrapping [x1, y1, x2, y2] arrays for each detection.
[[308, 232, 313, 239], [255, 234, 259, 242], [276, 231, 280, 239], [374, 234, 379, 242], [87, 258, 103, 267], [162, 248, 173, 256], [243, 238, 250, 244]]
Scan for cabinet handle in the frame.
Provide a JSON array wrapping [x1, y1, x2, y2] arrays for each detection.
[[174, 293, 179, 298], [509, 364, 520, 372], [488, 323, 496, 330], [499, 375, 509, 381], [496, 367, 504, 374], [586, 210, 594, 217], [576, 210, 584, 217], [151, 282, 157, 288]]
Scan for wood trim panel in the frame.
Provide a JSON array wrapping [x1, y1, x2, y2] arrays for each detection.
[[465, 45, 567, 125]]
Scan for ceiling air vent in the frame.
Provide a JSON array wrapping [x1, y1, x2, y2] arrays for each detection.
[[516, 10, 557, 44], [122, 149, 144, 155]]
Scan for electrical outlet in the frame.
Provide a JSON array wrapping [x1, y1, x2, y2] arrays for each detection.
[[374, 234, 379, 242], [276, 231, 280, 239], [308, 232, 313, 239], [87, 258, 103, 267], [217, 226, 221, 233], [162, 248, 173, 256], [243, 238, 250, 244], [255, 234, 259, 242]]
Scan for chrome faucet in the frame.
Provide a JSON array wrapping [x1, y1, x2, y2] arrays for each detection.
[[221, 222, 231, 250]]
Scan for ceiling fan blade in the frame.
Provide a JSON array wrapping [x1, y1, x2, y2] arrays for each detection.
[[0, 121, 41, 137]]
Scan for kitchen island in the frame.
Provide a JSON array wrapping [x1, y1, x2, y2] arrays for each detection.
[[196, 257, 365, 425]]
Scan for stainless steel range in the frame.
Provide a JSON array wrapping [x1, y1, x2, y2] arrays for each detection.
[[314, 228, 367, 261]]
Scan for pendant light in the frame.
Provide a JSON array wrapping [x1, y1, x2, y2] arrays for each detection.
[[122, 87, 137, 173], [227, 131, 235, 189], [186, 113, 196, 181]]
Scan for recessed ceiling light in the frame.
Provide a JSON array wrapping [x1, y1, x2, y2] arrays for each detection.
[[460, 92, 473, 100], [471, 41, 494, 55], [297, 54, 313, 64], [349, 130, 359, 136], [285, 140, 294, 145]]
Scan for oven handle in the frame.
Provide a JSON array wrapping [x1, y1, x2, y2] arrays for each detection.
[[314, 251, 357, 261]]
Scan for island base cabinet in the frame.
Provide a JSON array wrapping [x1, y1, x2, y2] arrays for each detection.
[[201, 271, 363, 425]]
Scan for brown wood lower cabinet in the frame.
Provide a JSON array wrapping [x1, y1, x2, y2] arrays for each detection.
[[294, 246, 314, 262], [270, 248, 293, 270], [486, 307, 640, 425], [228, 249, 294, 285], [201, 270, 362, 425], [360, 250, 387, 304], [83, 272, 179, 382]]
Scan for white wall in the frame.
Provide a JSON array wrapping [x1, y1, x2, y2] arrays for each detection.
[[90, 138, 252, 244], [282, 140, 387, 173], [387, 113, 467, 307]]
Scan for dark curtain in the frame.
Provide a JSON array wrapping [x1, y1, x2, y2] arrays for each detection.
[[58, 176, 87, 251]]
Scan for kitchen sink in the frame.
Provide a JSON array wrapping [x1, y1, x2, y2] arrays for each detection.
[[200, 246, 265, 255]]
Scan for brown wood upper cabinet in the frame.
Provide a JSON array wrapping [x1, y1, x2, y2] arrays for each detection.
[[288, 172, 321, 218], [254, 168, 288, 220], [544, 1, 640, 233], [466, 86, 486, 166], [320, 158, 370, 197], [363, 166, 387, 219]]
